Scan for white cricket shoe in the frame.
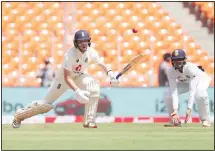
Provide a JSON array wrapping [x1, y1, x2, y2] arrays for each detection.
[[202, 121, 211, 127], [83, 122, 97, 128], [12, 108, 23, 128], [12, 118, 21, 128]]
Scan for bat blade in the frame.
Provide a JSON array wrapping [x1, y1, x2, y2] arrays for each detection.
[[116, 54, 145, 79]]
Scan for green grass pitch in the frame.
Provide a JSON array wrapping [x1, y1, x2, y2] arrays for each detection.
[[2, 123, 214, 150]]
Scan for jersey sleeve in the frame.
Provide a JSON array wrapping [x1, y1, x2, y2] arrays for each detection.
[[187, 78, 199, 109], [186, 64, 202, 109], [167, 68, 179, 110], [62, 52, 73, 71], [186, 63, 199, 77], [90, 48, 103, 64]]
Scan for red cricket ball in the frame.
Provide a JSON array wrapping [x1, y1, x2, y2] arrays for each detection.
[[132, 28, 138, 33]]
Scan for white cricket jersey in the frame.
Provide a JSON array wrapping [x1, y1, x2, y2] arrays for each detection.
[[55, 47, 102, 79], [167, 62, 211, 109]]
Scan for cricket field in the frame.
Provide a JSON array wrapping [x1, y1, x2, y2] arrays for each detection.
[[2, 123, 214, 150]]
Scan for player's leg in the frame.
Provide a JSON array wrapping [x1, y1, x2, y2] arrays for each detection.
[[83, 80, 100, 128], [194, 78, 211, 127], [164, 82, 189, 126], [75, 74, 100, 128], [12, 78, 69, 128]]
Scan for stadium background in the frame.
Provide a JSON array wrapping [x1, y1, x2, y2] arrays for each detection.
[[2, 2, 214, 150], [2, 2, 214, 122]]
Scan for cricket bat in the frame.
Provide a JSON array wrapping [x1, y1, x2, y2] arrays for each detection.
[[116, 54, 145, 79]]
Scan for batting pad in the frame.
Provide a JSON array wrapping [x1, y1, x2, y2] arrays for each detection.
[[14, 102, 53, 121], [84, 80, 100, 124], [86, 80, 100, 97]]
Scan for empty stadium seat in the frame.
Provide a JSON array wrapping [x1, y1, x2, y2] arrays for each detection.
[[2, 2, 214, 87]]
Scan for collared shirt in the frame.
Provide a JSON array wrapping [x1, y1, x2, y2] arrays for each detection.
[[167, 62, 211, 109], [55, 47, 103, 79]]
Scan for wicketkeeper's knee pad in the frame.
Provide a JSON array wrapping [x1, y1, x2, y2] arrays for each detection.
[[14, 101, 53, 121]]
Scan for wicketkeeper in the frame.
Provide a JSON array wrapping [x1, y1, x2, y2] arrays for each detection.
[[164, 49, 211, 127]]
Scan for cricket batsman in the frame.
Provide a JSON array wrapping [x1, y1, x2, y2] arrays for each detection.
[[164, 49, 211, 127], [12, 29, 119, 128]]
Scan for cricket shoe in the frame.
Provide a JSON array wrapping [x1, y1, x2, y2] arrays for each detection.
[[202, 121, 210, 127], [83, 122, 97, 128], [12, 118, 21, 128], [12, 108, 23, 128]]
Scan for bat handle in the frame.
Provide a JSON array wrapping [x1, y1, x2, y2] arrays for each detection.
[[116, 73, 122, 79]]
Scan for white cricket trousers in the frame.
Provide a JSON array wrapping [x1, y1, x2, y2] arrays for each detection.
[[43, 74, 97, 104], [164, 77, 211, 122], [42, 73, 100, 124]]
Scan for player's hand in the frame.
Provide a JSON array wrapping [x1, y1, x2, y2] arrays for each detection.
[[184, 108, 191, 123], [171, 110, 181, 125], [108, 71, 120, 86], [75, 88, 90, 104]]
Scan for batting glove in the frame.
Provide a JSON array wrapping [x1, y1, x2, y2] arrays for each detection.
[[75, 88, 90, 104], [107, 71, 120, 86]]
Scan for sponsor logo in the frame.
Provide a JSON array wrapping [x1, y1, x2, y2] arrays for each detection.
[[3, 100, 24, 113], [174, 50, 179, 56], [155, 98, 214, 113]]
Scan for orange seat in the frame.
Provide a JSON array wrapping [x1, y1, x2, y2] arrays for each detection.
[[2, 2, 213, 87]]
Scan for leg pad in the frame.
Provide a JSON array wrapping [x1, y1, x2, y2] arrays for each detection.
[[14, 101, 53, 121]]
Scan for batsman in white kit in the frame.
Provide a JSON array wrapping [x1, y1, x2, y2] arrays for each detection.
[[164, 49, 211, 127], [12, 30, 119, 128]]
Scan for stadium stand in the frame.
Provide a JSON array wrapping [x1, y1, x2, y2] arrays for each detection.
[[2, 2, 214, 87]]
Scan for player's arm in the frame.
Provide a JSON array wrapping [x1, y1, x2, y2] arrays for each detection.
[[167, 69, 181, 124], [63, 68, 90, 103], [167, 69, 179, 111], [184, 75, 199, 123], [63, 68, 79, 91], [62, 53, 89, 103], [187, 65, 205, 109], [188, 79, 199, 109], [96, 58, 119, 85], [97, 61, 112, 75], [91, 49, 119, 85], [90, 49, 112, 75], [62, 53, 79, 91], [90, 50, 112, 75], [184, 65, 203, 122]]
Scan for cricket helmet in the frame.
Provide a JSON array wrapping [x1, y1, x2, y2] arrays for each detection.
[[171, 49, 187, 70], [73, 30, 91, 48]]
